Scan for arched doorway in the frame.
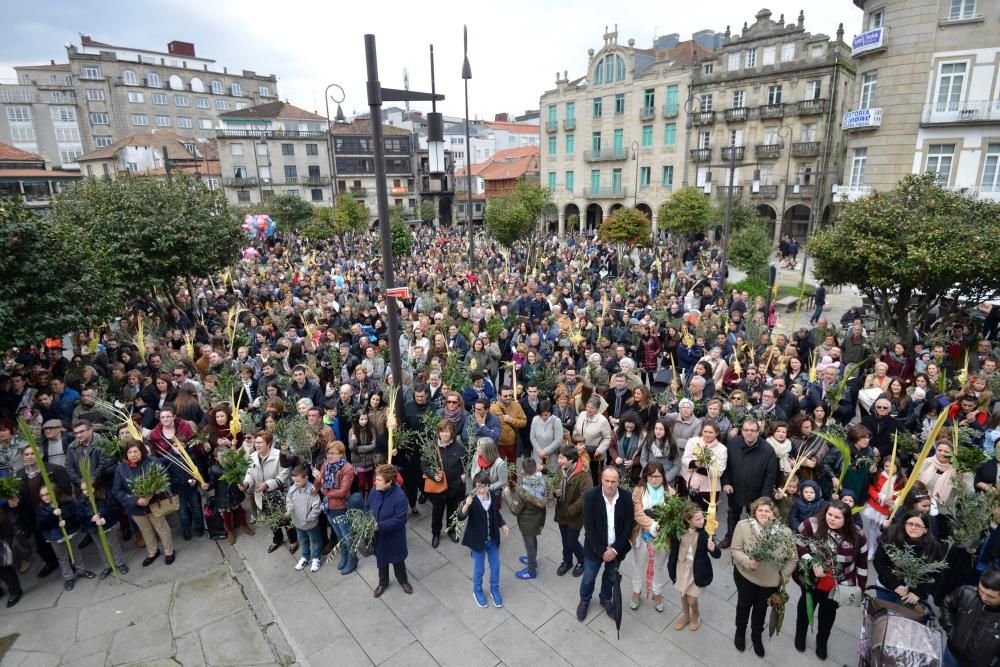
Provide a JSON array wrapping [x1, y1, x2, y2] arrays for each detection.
[[756, 203, 777, 241], [585, 203, 603, 232], [635, 203, 653, 221], [438, 195, 453, 227], [564, 203, 580, 233], [784, 204, 811, 241], [543, 204, 558, 235], [608, 203, 624, 217]]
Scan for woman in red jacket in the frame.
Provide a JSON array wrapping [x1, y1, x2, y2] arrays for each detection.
[[312, 441, 356, 574]]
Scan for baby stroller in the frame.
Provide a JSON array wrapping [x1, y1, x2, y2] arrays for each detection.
[[859, 586, 943, 667]]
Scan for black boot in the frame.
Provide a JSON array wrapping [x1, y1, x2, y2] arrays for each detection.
[[734, 629, 746, 652], [815, 634, 828, 660], [751, 634, 765, 658], [794, 611, 808, 652]]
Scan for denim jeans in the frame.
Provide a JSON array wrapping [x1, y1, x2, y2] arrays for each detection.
[[295, 526, 323, 561], [177, 486, 204, 536], [941, 646, 962, 667], [471, 539, 501, 595], [579, 557, 619, 604], [326, 508, 355, 565], [809, 303, 824, 324], [558, 523, 584, 566]]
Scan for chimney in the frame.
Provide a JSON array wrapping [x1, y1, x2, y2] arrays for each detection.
[[494, 112, 509, 122], [81, 35, 92, 46], [50, 59, 56, 65], [167, 40, 196, 57]]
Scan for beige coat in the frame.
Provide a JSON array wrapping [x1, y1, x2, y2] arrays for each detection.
[[730, 518, 798, 587]]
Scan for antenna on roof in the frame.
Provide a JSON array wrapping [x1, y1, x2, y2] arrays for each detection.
[[403, 68, 410, 111]]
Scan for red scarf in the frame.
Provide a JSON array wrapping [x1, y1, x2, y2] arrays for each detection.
[[477, 455, 489, 471]]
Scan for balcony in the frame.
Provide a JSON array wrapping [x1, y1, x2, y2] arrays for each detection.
[[216, 128, 327, 140], [390, 186, 410, 196], [545, 121, 558, 133], [583, 186, 627, 199], [791, 141, 820, 157], [969, 185, 1000, 202], [303, 176, 331, 186], [583, 148, 627, 162], [833, 185, 873, 202], [755, 143, 782, 159], [662, 103, 679, 118], [797, 99, 828, 115], [348, 188, 367, 198], [790, 184, 816, 198], [563, 118, 576, 131], [724, 107, 748, 122], [690, 147, 712, 162], [721, 145, 745, 161], [920, 100, 1000, 125], [639, 107, 656, 121], [843, 107, 882, 130], [852, 27, 888, 57], [715, 186, 743, 198], [758, 104, 785, 119], [751, 185, 779, 198], [224, 177, 258, 187], [691, 110, 716, 125]]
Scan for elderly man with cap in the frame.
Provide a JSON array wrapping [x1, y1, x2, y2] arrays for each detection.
[[39, 419, 73, 467]]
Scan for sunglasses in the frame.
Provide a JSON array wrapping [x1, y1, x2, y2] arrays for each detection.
[[446, 400, 459, 405]]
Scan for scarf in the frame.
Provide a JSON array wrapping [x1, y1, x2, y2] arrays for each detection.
[[443, 403, 464, 426], [918, 456, 956, 504], [477, 455, 489, 471], [127, 460, 138, 469], [645, 483, 665, 508], [324, 458, 346, 489], [560, 459, 584, 498]]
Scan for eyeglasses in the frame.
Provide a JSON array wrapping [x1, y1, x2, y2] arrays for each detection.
[[904, 522, 926, 529], [875, 405, 890, 411]]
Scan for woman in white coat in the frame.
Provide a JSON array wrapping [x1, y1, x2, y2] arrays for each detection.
[[242, 432, 294, 554]]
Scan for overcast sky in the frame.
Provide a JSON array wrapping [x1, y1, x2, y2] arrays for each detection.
[[1, 0, 863, 121]]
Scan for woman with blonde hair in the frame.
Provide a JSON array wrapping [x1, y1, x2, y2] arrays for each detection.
[[629, 462, 673, 612]]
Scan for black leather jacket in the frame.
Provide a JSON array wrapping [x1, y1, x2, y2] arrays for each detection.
[[940, 585, 1000, 667]]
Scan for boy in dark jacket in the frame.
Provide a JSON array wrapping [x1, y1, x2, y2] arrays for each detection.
[[457, 471, 508, 608], [36, 485, 95, 590], [503, 458, 547, 580]]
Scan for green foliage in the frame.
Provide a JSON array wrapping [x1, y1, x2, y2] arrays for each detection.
[[598, 207, 651, 247], [272, 415, 314, 458], [729, 277, 770, 301], [808, 173, 1000, 337], [49, 174, 241, 303], [441, 351, 471, 392], [305, 195, 369, 242], [390, 218, 414, 259], [0, 475, 22, 500], [943, 485, 997, 550], [657, 186, 712, 236], [747, 520, 797, 565], [127, 462, 171, 498], [388, 204, 407, 225], [419, 199, 436, 224], [484, 180, 552, 249], [267, 194, 314, 233], [329, 509, 377, 559], [728, 219, 772, 280], [219, 448, 251, 486], [567, 213, 579, 230], [953, 444, 990, 475], [884, 543, 948, 589], [650, 495, 690, 552], [0, 198, 121, 349]]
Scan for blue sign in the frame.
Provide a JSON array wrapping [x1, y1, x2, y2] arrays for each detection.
[[843, 108, 879, 129], [852, 29, 885, 54]]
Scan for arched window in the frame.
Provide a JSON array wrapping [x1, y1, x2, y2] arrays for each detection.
[[594, 59, 603, 85], [211, 80, 223, 95], [122, 70, 137, 86], [604, 58, 613, 84], [168, 74, 183, 90], [190, 77, 205, 93], [147, 72, 161, 88], [616, 56, 626, 81]]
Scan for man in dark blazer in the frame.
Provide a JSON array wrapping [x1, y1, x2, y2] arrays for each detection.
[[577, 466, 633, 622]]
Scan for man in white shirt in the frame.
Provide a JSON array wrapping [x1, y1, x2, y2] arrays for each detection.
[[577, 467, 633, 622]]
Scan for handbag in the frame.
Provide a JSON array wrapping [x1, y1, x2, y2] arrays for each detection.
[[422, 443, 448, 494], [830, 582, 864, 607], [149, 493, 180, 517]]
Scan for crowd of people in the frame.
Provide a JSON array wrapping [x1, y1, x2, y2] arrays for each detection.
[[1, 226, 999, 666]]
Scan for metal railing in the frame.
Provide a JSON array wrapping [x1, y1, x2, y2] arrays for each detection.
[[721, 145, 746, 161], [216, 129, 327, 139], [920, 100, 1000, 124], [797, 99, 828, 115], [715, 185, 743, 198], [691, 110, 716, 125], [690, 147, 712, 162], [755, 144, 782, 159], [724, 107, 748, 122], [582, 186, 627, 198], [639, 107, 656, 121], [223, 177, 258, 187], [662, 103, 679, 118], [545, 121, 558, 132], [750, 185, 779, 198], [563, 118, 576, 131], [791, 141, 820, 157], [583, 148, 627, 162]]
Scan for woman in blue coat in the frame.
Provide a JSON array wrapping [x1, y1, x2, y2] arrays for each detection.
[[366, 464, 412, 597], [111, 441, 176, 567]]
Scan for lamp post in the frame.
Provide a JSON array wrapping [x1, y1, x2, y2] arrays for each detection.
[[702, 154, 762, 293], [631, 140, 640, 207], [776, 124, 793, 245], [324, 83, 346, 204], [250, 119, 270, 202], [462, 25, 474, 267], [363, 33, 445, 397]]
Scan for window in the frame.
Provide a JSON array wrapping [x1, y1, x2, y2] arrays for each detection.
[[698, 131, 711, 149], [123, 70, 137, 86], [762, 47, 776, 66], [155, 115, 171, 127], [565, 134, 575, 154], [9, 127, 35, 142], [95, 136, 113, 147], [230, 143, 245, 156], [233, 166, 248, 179], [547, 105, 557, 124], [745, 48, 757, 68], [216, 100, 229, 110], [565, 170, 574, 192], [728, 53, 741, 71], [259, 86, 271, 97], [662, 165, 674, 187], [613, 128, 624, 154], [699, 94, 713, 112], [237, 190, 251, 203], [83, 66, 101, 80], [926, 144, 955, 184], [767, 85, 782, 105], [306, 143, 319, 156], [211, 80, 223, 95], [86, 89, 105, 101], [664, 123, 676, 146], [51, 91, 63, 102], [763, 126, 780, 144], [127, 91, 144, 103], [175, 95, 189, 107], [590, 169, 601, 191], [614, 93, 625, 115], [641, 125, 653, 147], [59, 149, 82, 164], [199, 118, 213, 129], [284, 165, 298, 179], [811, 45, 824, 59], [869, 8, 884, 29], [548, 172, 557, 189], [806, 80, 822, 100], [617, 56, 626, 81], [801, 123, 818, 141], [592, 131, 602, 152], [611, 168, 622, 192], [286, 189, 300, 198], [0, 90, 11, 103], [20, 91, 30, 102], [55, 127, 80, 142], [310, 188, 323, 202], [6, 106, 31, 122], [196, 97, 209, 108], [935, 63, 966, 111], [132, 114, 148, 126], [948, 0, 977, 20], [703, 63, 714, 74], [50, 106, 76, 122], [982, 143, 1000, 192], [281, 143, 294, 156], [208, 178, 219, 190], [642, 89, 655, 112], [593, 97, 603, 117], [147, 73, 161, 88], [548, 136, 557, 155], [860, 71, 878, 109], [732, 90, 745, 108], [665, 84, 679, 115], [177, 116, 192, 128], [781, 44, 796, 62], [152, 93, 167, 105], [639, 166, 651, 187], [594, 59, 603, 85], [231, 82, 242, 97], [729, 129, 743, 146]]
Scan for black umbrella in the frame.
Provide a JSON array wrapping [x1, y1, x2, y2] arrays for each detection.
[[611, 570, 624, 639]]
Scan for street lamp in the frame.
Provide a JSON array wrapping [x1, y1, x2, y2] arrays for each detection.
[[776, 124, 793, 243], [702, 152, 762, 293], [324, 83, 346, 204], [462, 25, 474, 267], [250, 119, 270, 202], [631, 139, 639, 207]]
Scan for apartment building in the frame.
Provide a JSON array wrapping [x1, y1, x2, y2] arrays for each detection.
[[0, 142, 80, 210], [76, 130, 219, 185], [216, 102, 332, 206], [0, 35, 277, 169], [839, 0, 1000, 202], [690, 9, 854, 244], [540, 27, 710, 236], [329, 119, 418, 219]]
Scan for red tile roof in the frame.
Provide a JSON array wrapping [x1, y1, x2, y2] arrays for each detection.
[[219, 101, 326, 122], [455, 146, 540, 181], [0, 143, 44, 162], [482, 121, 540, 134], [329, 119, 412, 136]]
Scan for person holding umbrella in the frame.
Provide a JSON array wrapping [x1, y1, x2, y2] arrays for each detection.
[[576, 466, 633, 622]]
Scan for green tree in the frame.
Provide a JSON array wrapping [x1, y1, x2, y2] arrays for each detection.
[[658, 186, 712, 237], [49, 174, 241, 309], [389, 204, 408, 226], [598, 207, 651, 259], [727, 218, 772, 281], [484, 180, 551, 268], [419, 199, 436, 224], [808, 173, 1000, 338], [304, 195, 369, 244], [390, 218, 413, 260], [0, 198, 121, 348], [267, 193, 314, 233]]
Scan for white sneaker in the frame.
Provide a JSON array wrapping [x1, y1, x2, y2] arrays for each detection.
[[310, 559, 321, 572], [295, 558, 308, 571]]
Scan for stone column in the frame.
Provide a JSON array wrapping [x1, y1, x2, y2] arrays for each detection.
[[558, 210, 565, 238]]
